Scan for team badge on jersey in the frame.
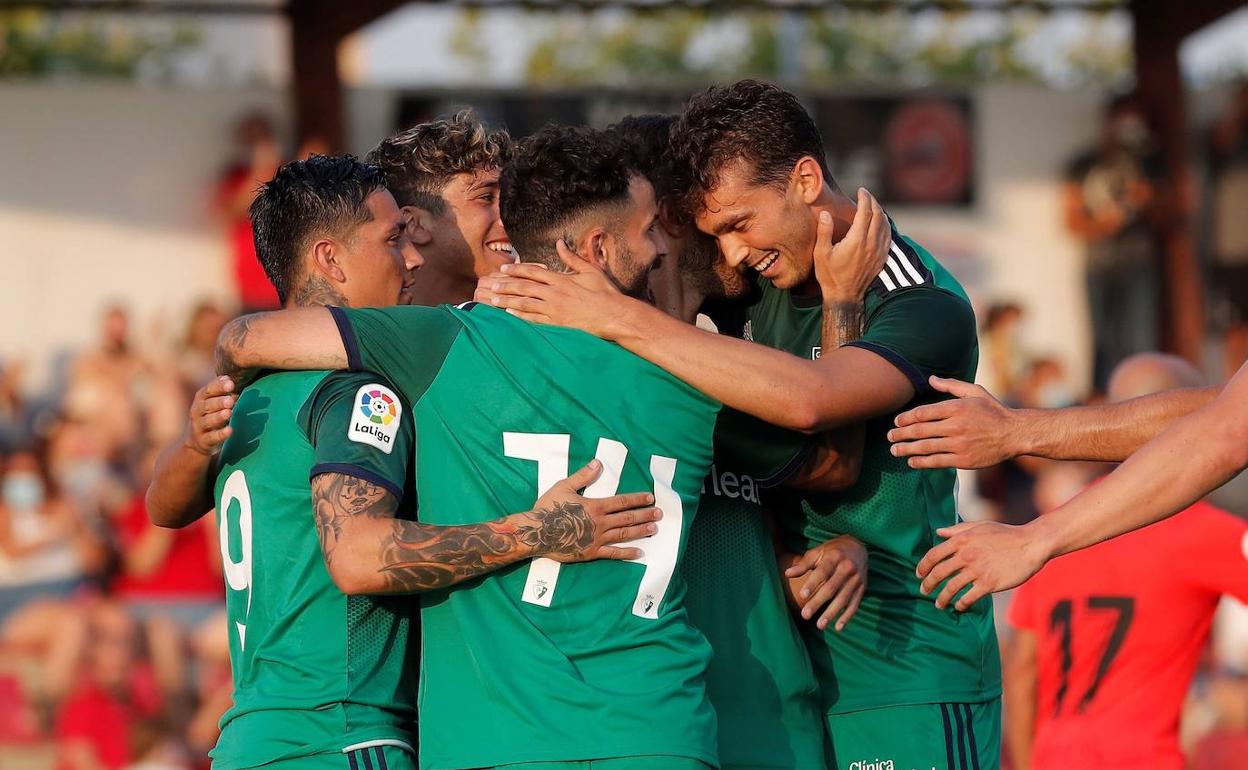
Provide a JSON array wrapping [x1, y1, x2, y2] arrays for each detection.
[[349, 384, 402, 454]]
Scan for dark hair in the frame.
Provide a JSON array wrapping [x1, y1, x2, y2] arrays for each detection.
[[500, 124, 638, 268], [365, 109, 511, 215], [249, 154, 385, 304], [670, 79, 832, 219], [609, 113, 681, 217]]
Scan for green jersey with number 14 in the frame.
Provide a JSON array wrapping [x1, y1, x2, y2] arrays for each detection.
[[331, 303, 721, 770], [210, 370, 418, 769]]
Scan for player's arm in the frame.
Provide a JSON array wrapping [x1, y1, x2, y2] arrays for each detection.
[[1003, 628, 1038, 770], [313, 462, 660, 595], [888, 377, 1220, 469], [146, 376, 236, 528], [214, 307, 346, 384], [917, 360, 1248, 611], [478, 190, 909, 434]]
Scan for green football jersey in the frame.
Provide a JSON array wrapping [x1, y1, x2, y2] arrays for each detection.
[[682, 453, 826, 770], [729, 224, 1000, 714], [211, 370, 418, 769], [332, 303, 722, 770]]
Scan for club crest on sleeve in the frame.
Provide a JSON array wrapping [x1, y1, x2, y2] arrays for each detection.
[[349, 384, 401, 454]]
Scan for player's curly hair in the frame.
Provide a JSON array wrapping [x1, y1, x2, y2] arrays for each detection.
[[500, 124, 639, 268], [608, 113, 681, 221], [365, 109, 511, 215], [249, 154, 385, 304], [669, 80, 834, 220]]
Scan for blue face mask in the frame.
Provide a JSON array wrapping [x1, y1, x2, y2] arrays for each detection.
[[3, 473, 45, 511]]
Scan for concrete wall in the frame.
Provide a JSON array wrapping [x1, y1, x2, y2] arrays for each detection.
[[0, 81, 1102, 389]]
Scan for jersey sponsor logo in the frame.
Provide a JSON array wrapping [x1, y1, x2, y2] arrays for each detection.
[[701, 463, 760, 504], [350, 384, 402, 454], [848, 760, 900, 770]]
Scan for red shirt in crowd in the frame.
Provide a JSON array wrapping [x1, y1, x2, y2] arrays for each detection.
[[218, 166, 279, 311], [1009, 500, 1248, 770], [112, 494, 221, 601], [55, 668, 161, 770]]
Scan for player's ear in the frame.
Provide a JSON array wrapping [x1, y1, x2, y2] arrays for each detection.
[[792, 156, 824, 206], [310, 237, 347, 284], [585, 227, 612, 273], [403, 206, 435, 247]]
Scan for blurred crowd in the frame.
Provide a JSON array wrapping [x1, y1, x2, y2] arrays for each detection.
[[3, 83, 1248, 769]]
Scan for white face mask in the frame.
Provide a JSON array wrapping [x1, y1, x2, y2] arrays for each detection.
[[3, 472, 45, 511]]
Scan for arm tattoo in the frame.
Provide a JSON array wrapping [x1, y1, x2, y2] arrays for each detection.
[[821, 299, 865, 350], [311, 474, 599, 594], [215, 315, 252, 380], [291, 275, 349, 308]]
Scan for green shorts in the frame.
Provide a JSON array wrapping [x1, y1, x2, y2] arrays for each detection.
[[487, 758, 712, 770], [240, 744, 416, 770], [825, 699, 1000, 770]]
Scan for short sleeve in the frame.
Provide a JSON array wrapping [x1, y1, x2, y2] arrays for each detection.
[[331, 304, 465, 408], [1177, 504, 1248, 604], [300, 371, 414, 501], [845, 288, 977, 396], [713, 408, 811, 489], [1007, 583, 1040, 632]]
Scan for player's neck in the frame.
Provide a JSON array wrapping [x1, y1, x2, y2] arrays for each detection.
[[406, 267, 474, 307]]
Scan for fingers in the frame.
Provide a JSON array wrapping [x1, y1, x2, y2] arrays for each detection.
[[906, 454, 961, 470], [933, 570, 977, 611], [784, 554, 813, 578], [918, 553, 963, 596], [487, 295, 547, 316], [928, 376, 986, 399], [892, 401, 956, 429], [832, 584, 865, 631], [198, 394, 235, 416], [599, 506, 662, 533], [594, 545, 644, 561], [497, 262, 558, 284], [560, 459, 603, 492], [597, 490, 657, 514], [201, 375, 235, 399], [816, 574, 864, 631], [801, 562, 853, 622], [935, 522, 974, 539], [199, 425, 232, 448], [888, 418, 951, 443], [815, 209, 835, 253], [845, 188, 873, 242], [601, 518, 660, 545], [551, 239, 596, 273], [486, 276, 556, 299], [916, 535, 961, 580], [954, 583, 992, 613], [889, 438, 953, 458]]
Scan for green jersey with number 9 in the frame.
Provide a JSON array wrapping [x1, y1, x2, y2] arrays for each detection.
[[330, 303, 721, 770], [211, 369, 418, 769]]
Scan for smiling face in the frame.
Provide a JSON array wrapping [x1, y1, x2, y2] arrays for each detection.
[[430, 167, 515, 279], [338, 189, 421, 307], [601, 175, 668, 298], [694, 160, 818, 291]]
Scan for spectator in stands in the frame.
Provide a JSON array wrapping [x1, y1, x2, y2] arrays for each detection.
[[1190, 671, 1248, 770], [1208, 81, 1248, 377], [217, 112, 281, 313], [980, 301, 1027, 401], [62, 305, 148, 465], [0, 360, 31, 454], [1063, 93, 1163, 390], [0, 447, 104, 622], [176, 303, 228, 400], [1003, 353, 1248, 770], [56, 601, 162, 770]]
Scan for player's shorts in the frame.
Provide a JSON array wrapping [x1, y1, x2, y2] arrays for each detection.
[[239, 744, 416, 770], [483, 758, 713, 770], [825, 699, 1000, 770]]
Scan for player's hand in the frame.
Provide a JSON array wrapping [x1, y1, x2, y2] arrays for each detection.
[[887, 376, 1023, 469], [813, 188, 890, 303], [185, 376, 235, 456], [782, 534, 868, 632], [473, 240, 631, 339], [917, 520, 1050, 612], [529, 459, 662, 563]]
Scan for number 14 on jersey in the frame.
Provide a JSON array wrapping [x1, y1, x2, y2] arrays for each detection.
[[503, 432, 683, 620]]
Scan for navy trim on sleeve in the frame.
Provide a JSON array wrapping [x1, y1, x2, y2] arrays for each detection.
[[754, 443, 814, 489], [844, 339, 928, 395], [310, 462, 404, 501], [328, 306, 363, 372]]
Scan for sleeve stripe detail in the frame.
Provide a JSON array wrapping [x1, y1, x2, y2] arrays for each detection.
[[892, 242, 926, 284], [844, 339, 929, 396], [877, 266, 898, 292], [886, 255, 912, 288], [754, 443, 814, 489], [329, 306, 363, 372], [454, 301, 480, 311], [310, 463, 404, 501]]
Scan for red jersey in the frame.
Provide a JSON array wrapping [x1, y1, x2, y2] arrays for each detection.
[[55, 670, 161, 770], [112, 494, 221, 601], [218, 166, 279, 311], [1009, 501, 1248, 770]]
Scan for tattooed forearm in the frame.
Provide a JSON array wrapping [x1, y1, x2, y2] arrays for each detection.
[[310, 473, 599, 595], [215, 315, 253, 381], [821, 299, 865, 351], [291, 275, 350, 308]]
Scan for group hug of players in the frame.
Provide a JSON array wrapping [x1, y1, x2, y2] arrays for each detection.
[[144, 78, 1248, 770]]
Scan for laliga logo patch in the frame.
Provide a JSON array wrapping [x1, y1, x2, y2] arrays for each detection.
[[350, 384, 402, 454]]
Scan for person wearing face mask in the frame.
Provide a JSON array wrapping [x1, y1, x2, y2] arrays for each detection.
[[0, 448, 102, 622], [1063, 93, 1164, 391]]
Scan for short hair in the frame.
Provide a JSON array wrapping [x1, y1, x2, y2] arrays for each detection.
[[500, 124, 639, 268], [249, 154, 385, 304], [670, 79, 833, 219], [365, 109, 511, 215], [609, 113, 680, 218]]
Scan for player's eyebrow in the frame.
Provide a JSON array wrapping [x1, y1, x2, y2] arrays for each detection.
[[711, 212, 748, 236], [467, 178, 499, 193]]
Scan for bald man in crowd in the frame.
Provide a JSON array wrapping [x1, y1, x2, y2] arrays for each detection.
[[1002, 353, 1248, 770]]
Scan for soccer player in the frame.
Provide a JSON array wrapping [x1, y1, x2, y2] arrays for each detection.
[[611, 113, 874, 770], [1003, 353, 1248, 770], [478, 81, 998, 770], [212, 126, 723, 770], [364, 109, 516, 306], [147, 155, 658, 770]]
